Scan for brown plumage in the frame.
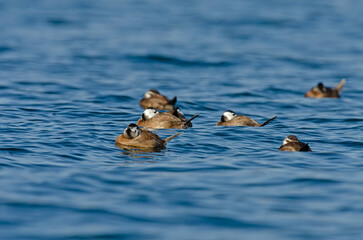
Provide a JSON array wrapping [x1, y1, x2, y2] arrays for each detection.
[[115, 123, 182, 150], [139, 89, 177, 110], [278, 135, 312, 152], [305, 79, 346, 98], [137, 108, 199, 129], [216, 110, 277, 127]]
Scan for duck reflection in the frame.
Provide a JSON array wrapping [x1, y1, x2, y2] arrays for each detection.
[[116, 144, 166, 160]]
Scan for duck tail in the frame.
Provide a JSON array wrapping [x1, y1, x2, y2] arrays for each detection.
[[300, 143, 312, 152], [183, 114, 199, 128], [169, 96, 177, 106], [260, 116, 277, 127], [334, 78, 346, 93], [164, 132, 183, 143]]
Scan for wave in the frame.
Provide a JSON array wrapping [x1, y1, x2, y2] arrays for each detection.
[[127, 54, 233, 67]]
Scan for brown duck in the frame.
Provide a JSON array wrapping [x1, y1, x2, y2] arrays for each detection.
[[305, 79, 346, 98], [137, 108, 199, 129], [139, 89, 177, 110], [216, 110, 277, 127], [278, 135, 312, 152], [115, 123, 182, 149]]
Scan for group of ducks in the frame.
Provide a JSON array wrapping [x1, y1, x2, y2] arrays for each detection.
[[116, 79, 346, 152]]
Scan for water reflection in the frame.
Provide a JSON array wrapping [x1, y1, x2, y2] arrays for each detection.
[[116, 143, 166, 160]]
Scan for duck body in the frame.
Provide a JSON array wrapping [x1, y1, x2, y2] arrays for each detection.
[[278, 135, 312, 152], [137, 108, 198, 129], [139, 89, 177, 110], [216, 110, 277, 127], [305, 79, 346, 98], [217, 115, 260, 126], [116, 129, 166, 149], [115, 124, 165, 149], [115, 123, 182, 150]]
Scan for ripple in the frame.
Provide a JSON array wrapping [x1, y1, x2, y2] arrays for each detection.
[[65, 233, 154, 239], [0, 147, 32, 153], [127, 54, 233, 67], [46, 18, 73, 26], [192, 215, 274, 229], [0, 46, 12, 52], [73, 54, 110, 61], [93, 94, 135, 103], [290, 177, 340, 184], [56, 154, 84, 162], [142, 165, 239, 173], [277, 56, 330, 69]]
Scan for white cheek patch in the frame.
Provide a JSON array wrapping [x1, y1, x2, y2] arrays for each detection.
[[144, 91, 154, 99], [144, 109, 158, 119], [177, 108, 184, 116], [223, 111, 235, 121], [283, 137, 297, 145], [125, 125, 139, 138], [131, 127, 139, 137]]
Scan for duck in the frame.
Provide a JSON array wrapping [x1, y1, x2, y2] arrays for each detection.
[[139, 89, 177, 110], [115, 123, 182, 149], [137, 107, 199, 129], [278, 135, 312, 151], [216, 110, 277, 127], [305, 79, 346, 98]]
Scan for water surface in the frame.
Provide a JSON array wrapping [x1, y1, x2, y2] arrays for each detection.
[[1, 0, 363, 239]]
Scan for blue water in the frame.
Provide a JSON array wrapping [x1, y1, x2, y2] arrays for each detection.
[[1, 0, 363, 239]]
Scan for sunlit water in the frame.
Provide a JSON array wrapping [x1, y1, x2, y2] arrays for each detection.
[[1, 0, 363, 239]]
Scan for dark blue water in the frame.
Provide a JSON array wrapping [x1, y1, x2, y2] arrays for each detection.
[[1, 0, 363, 239]]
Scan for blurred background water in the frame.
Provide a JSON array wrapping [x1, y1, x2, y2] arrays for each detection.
[[0, 0, 363, 239]]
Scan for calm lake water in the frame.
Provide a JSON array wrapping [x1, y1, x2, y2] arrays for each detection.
[[1, 0, 363, 239]]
